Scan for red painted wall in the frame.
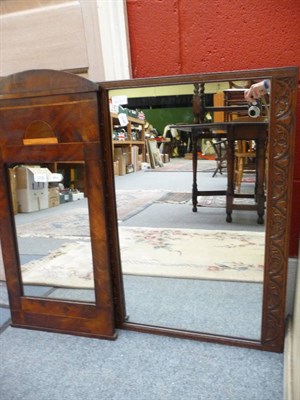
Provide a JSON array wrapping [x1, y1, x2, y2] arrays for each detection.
[[126, 0, 300, 256]]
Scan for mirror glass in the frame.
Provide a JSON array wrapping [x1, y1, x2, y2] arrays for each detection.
[[10, 161, 96, 303], [109, 79, 270, 340]]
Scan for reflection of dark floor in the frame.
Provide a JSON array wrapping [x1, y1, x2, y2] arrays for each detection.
[[47, 288, 95, 302], [4, 275, 262, 340], [0, 282, 53, 333], [18, 237, 76, 266], [121, 201, 265, 231]]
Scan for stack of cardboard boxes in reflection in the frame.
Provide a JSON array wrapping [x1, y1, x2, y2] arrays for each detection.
[[9, 165, 84, 215]]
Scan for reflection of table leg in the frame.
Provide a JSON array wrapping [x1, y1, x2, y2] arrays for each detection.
[[226, 137, 235, 223], [192, 131, 198, 212], [256, 136, 266, 224]]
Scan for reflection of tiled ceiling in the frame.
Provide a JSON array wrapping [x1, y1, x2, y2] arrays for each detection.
[[0, 0, 88, 77], [0, 0, 75, 16]]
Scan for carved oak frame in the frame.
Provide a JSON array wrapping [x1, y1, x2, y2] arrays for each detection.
[[99, 66, 298, 352]]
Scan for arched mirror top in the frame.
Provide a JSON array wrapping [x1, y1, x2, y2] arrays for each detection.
[[0, 70, 102, 146], [0, 69, 117, 340]]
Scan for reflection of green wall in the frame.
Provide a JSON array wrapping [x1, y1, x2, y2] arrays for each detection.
[[143, 107, 194, 135]]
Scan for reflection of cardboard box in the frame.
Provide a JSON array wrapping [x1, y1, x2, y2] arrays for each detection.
[[114, 148, 127, 176], [131, 146, 137, 172], [48, 187, 59, 208], [137, 154, 143, 170], [49, 196, 60, 207], [119, 154, 127, 175], [48, 187, 59, 197], [16, 166, 50, 212]]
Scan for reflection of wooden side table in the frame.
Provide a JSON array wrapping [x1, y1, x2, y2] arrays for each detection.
[[173, 122, 268, 224]]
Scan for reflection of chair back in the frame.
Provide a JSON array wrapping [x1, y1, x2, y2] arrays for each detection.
[[224, 87, 249, 122]]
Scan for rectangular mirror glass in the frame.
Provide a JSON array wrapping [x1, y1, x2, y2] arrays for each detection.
[[109, 78, 269, 340]]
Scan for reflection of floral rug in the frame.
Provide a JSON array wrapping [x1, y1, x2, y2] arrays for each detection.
[[16, 190, 167, 239], [20, 228, 265, 287], [15, 189, 169, 236], [14, 190, 257, 240]]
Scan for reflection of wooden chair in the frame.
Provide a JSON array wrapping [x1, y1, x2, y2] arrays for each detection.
[[234, 140, 256, 193], [212, 139, 228, 177], [263, 139, 269, 192]]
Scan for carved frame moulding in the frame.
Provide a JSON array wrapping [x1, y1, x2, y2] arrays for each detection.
[[0, 67, 297, 352], [0, 69, 118, 339]]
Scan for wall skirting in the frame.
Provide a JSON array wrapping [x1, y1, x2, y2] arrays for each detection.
[[0, 0, 131, 81], [284, 317, 293, 400]]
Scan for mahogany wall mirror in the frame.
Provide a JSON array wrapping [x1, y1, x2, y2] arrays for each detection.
[[0, 70, 117, 339], [99, 66, 298, 352]]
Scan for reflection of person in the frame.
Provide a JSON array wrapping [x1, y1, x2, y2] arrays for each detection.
[[244, 80, 270, 102]]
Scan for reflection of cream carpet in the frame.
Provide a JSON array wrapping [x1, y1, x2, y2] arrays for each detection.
[[21, 228, 265, 288], [15, 190, 257, 241]]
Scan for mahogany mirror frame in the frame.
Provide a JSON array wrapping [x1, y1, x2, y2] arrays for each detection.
[[99, 66, 298, 352]]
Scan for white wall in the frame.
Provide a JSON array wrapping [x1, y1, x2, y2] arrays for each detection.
[[291, 257, 300, 399]]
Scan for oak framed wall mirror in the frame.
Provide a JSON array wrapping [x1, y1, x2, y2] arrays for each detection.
[[99, 66, 298, 352], [0, 70, 118, 339]]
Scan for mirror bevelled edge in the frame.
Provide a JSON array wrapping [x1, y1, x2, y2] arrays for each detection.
[[262, 69, 298, 351], [100, 66, 299, 352]]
